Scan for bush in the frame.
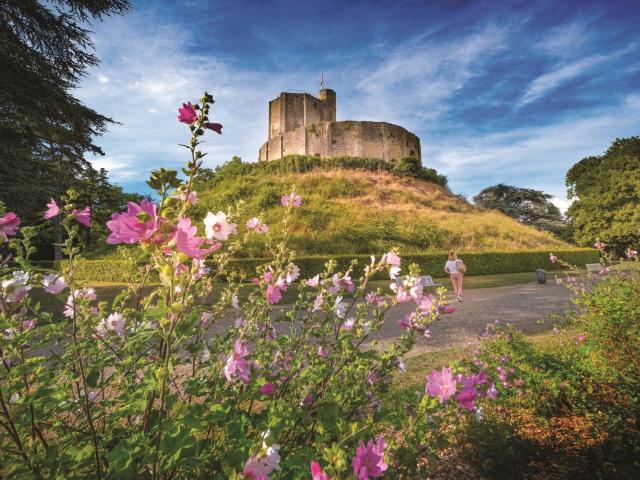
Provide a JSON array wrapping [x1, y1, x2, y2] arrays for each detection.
[[456, 270, 640, 479], [201, 154, 449, 189], [43, 248, 599, 283]]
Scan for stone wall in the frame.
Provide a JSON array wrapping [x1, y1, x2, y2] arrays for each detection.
[[259, 120, 421, 162]]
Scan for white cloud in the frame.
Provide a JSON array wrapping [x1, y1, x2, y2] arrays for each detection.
[[538, 20, 590, 57], [428, 99, 640, 201], [97, 74, 109, 84], [346, 24, 508, 128], [518, 54, 607, 106], [77, 14, 309, 185]]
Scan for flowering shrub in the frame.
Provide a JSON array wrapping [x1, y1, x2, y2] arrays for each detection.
[[454, 266, 640, 479], [0, 92, 493, 479]]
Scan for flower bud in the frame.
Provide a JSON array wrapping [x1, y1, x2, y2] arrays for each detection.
[[155, 367, 166, 381], [170, 302, 183, 314]]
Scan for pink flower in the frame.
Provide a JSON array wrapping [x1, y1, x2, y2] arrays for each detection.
[[439, 304, 456, 315], [352, 435, 388, 479], [311, 461, 329, 480], [243, 455, 273, 479], [178, 102, 198, 124], [63, 288, 96, 318], [204, 211, 237, 241], [175, 190, 199, 205], [204, 122, 223, 134], [575, 334, 586, 345], [21, 319, 37, 331], [549, 253, 557, 264], [365, 292, 386, 307], [44, 198, 60, 219], [593, 240, 606, 250], [280, 193, 302, 208], [317, 345, 328, 358], [306, 275, 321, 288], [41, 273, 66, 294], [487, 383, 498, 399], [0, 212, 20, 242], [626, 249, 638, 259], [426, 367, 457, 403], [224, 340, 251, 383], [72, 207, 91, 227], [381, 251, 401, 279], [96, 312, 125, 337], [107, 200, 160, 245], [246, 217, 268, 233], [174, 217, 214, 259], [391, 284, 411, 303], [260, 382, 275, 396], [328, 273, 354, 294], [456, 375, 478, 410], [265, 284, 282, 304]]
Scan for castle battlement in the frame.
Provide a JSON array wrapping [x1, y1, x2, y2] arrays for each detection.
[[259, 89, 421, 163]]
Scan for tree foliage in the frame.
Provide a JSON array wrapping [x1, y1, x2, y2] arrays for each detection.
[[473, 184, 566, 236], [566, 136, 640, 250], [0, 0, 131, 223]]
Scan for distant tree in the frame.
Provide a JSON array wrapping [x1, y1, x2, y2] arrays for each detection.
[[473, 184, 566, 236], [0, 0, 131, 223], [566, 136, 640, 251]]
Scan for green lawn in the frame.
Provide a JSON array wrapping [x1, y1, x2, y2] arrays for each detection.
[[393, 329, 572, 390]]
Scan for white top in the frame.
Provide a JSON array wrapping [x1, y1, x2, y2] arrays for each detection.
[[445, 259, 461, 274]]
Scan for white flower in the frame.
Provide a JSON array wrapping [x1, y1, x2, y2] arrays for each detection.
[[333, 297, 345, 318], [204, 211, 237, 241], [231, 294, 239, 309], [96, 313, 125, 337], [286, 264, 300, 284], [9, 393, 19, 404], [265, 444, 281, 470], [397, 357, 406, 374], [200, 348, 211, 363], [41, 273, 66, 294]]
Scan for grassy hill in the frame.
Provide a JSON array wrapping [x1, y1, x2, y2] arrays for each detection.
[[189, 156, 569, 257]]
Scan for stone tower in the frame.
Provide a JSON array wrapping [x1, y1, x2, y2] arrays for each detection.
[[259, 88, 421, 163]]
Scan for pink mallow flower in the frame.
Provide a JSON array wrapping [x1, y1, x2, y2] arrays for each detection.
[[352, 435, 388, 480], [0, 212, 20, 242], [280, 193, 302, 208], [72, 207, 91, 227], [265, 284, 282, 305], [224, 340, 251, 383], [549, 253, 557, 264], [246, 217, 269, 233], [243, 455, 273, 479], [204, 211, 237, 241], [107, 200, 159, 244], [260, 382, 275, 396], [41, 273, 66, 294], [593, 240, 606, 250], [311, 461, 329, 480], [175, 190, 199, 205], [456, 375, 479, 411], [286, 264, 300, 284], [178, 102, 198, 124], [426, 367, 458, 403], [96, 312, 125, 337], [44, 198, 60, 219], [381, 251, 401, 279], [174, 217, 216, 259], [21, 319, 37, 331], [63, 288, 97, 318]]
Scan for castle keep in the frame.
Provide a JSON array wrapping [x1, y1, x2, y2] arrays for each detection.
[[258, 89, 421, 162]]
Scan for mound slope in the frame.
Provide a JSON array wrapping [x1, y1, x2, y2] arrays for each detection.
[[194, 166, 569, 256]]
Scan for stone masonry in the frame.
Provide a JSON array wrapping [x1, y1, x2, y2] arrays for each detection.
[[258, 89, 421, 162]]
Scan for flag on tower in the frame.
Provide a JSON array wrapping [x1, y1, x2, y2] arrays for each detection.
[[320, 72, 324, 89]]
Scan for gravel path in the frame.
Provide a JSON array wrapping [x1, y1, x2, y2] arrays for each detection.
[[371, 282, 575, 356]]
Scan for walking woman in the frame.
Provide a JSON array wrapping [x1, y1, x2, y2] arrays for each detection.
[[444, 250, 465, 301]]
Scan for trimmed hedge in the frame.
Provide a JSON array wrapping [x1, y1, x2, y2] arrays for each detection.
[[40, 249, 599, 283]]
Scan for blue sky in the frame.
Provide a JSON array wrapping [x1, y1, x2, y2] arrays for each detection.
[[77, 0, 640, 211]]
